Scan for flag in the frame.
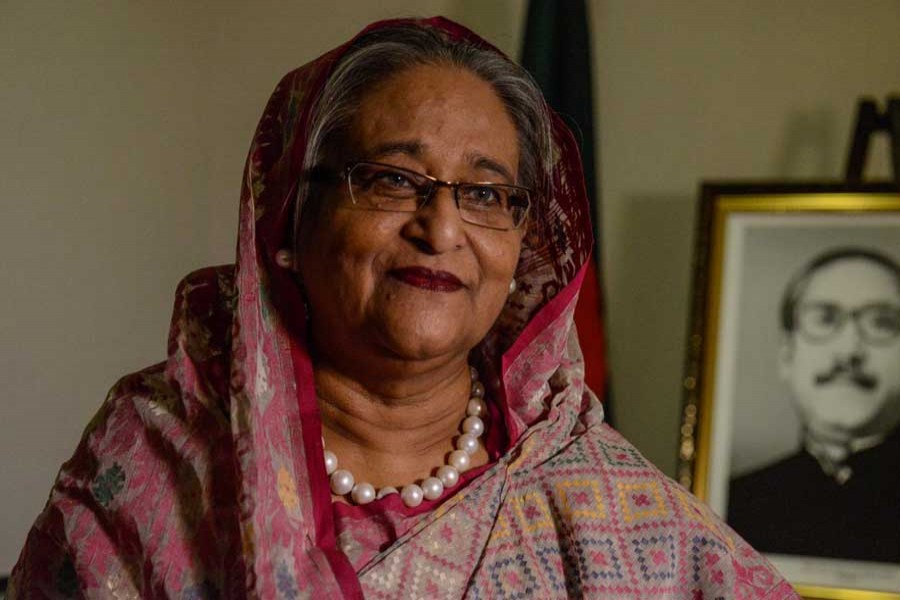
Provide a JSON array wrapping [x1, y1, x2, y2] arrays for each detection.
[[521, 0, 612, 424]]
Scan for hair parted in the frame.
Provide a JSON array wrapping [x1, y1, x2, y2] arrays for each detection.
[[297, 23, 553, 226], [779, 246, 900, 333]]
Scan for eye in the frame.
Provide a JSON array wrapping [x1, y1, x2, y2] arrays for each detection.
[[355, 166, 426, 200], [868, 308, 900, 334], [801, 304, 840, 327], [461, 185, 503, 207], [373, 169, 415, 191], [798, 303, 842, 339], [813, 304, 840, 325]]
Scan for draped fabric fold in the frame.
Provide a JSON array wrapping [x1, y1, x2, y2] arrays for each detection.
[[10, 17, 795, 599], [521, 0, 610, 413]]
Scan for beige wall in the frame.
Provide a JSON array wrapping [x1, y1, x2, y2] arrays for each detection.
[[1, 0, 898, 572]]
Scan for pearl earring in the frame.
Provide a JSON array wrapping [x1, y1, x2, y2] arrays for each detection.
[[508, 279, 517, 295], [275, 249, 294, 269]]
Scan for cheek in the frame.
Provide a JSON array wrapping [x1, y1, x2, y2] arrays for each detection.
[[298, 215, 388, 308], [794, 343, 830, 372], [786, 345, 825, 397], [869, 345, 900, 386], [476, 232, 522, 279], [332, 203, 398, 249], [471, 237, 521, 326], [475, 240, 520, 296]]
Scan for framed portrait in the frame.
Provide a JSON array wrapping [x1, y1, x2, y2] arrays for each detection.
[[678, 183, 900, 599]]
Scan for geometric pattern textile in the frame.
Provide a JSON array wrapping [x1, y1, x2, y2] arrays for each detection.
[[358, 417, 798, 599]]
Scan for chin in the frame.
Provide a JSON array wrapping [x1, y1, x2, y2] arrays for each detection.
[[382, 338, 473, 362], [375, 319, 480, 362], [807, 410, 882, 440]]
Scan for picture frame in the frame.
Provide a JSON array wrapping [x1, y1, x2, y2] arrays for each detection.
[[677, 182, 900, 599]]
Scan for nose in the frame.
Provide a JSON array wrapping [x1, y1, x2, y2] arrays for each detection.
[[402, 186, 467, 254], [832, 315, 869, 363]]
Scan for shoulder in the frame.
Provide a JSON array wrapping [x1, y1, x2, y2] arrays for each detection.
[[12, 363, 241, 596], [503, 424, 796, 598], [10, 267, 242, 596], [730, 451, 810, 489], [60, 263, 237, 520], [728, 451, 814, 515], [46, 360, 234, 525]]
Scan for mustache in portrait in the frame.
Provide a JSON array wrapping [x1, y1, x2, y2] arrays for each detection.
[[814, 357, 878, 391]]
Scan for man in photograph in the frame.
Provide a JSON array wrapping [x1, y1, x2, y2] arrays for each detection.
[[728, 247, 900, 562]]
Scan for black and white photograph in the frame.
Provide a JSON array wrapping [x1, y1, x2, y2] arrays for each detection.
[[680, 186, 900, 596]]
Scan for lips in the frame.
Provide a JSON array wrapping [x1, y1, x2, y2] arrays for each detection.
[[388, 266, 464, 292]]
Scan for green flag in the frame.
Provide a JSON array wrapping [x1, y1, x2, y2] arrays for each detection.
[[521, 0, 611, 424]]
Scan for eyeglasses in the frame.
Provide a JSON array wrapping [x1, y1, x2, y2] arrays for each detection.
[[796, 302, 900, 346], [342, 161, 531, 231]]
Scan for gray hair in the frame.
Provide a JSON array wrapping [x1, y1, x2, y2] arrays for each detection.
[[298, 24, 553, 223]]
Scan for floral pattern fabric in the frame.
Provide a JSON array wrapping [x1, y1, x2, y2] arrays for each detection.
[[10, 17, 797, 600]]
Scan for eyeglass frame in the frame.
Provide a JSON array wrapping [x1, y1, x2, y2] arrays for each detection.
[[331, 160, 533, 231], [794, 301, 900, 347]]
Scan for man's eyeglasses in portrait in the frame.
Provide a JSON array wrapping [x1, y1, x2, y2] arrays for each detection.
[[796, 302, 900, 346]]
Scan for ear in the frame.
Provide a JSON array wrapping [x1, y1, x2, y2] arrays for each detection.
[[777, 334, 796, 383]]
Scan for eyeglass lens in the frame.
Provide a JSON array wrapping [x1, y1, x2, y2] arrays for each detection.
[[797, 302, 900, 345], [347, 162, 529, 230]]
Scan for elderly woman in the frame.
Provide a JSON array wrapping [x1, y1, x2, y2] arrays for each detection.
[[10, 17, 796, 599]]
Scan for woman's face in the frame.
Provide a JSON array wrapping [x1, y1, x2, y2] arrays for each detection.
[[298, 63, 525, 367]]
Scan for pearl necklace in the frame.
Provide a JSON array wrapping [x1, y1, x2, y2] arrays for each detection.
[[324, 365, 487, 508]]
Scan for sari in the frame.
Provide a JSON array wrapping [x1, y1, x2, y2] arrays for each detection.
[[10, 17, 797, 599]]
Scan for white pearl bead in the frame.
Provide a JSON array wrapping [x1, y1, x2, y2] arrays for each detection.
[[421, 477, 444, 500], [350, 482, 376, 505], [462, 416, 485, 437], [401, 484, 424, 507], [456, 433, 479, 455], [448, 449, 471, 471], [437, 465, 460, 488], [323, 450, 338, 475], [320, 364, 487, 506], [466, 398, 486, 417], [376, 486, 399, 499], [330, 469, 354, 496]]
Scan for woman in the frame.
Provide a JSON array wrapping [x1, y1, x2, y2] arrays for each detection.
[[10, 17, 796, 599]]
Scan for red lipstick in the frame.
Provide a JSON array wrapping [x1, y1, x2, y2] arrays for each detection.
[[388, 267, 464, 292]]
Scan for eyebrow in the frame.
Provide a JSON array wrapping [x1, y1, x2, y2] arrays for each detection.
[[467, 152, 515, 184], [366, 141, 424, 161], [363, 141, 516, 184]]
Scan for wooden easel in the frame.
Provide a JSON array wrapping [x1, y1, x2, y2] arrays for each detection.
[[844, 96, 900, 184]]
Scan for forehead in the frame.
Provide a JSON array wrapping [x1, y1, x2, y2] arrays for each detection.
[[348, 63, 519, 178], [802, 258, 900, 305]]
